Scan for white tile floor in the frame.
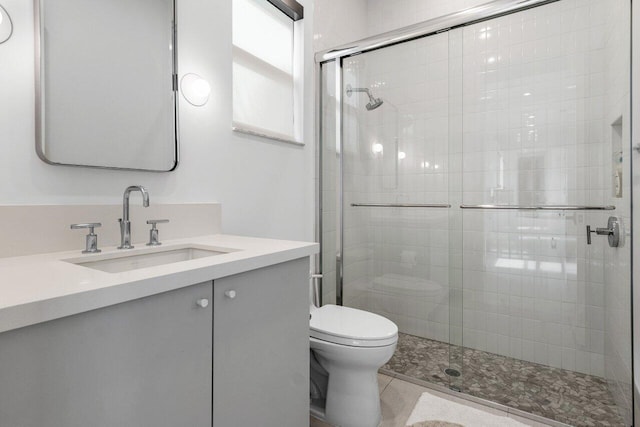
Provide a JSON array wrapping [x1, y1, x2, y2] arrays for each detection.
[[310, 374, 553, 427]]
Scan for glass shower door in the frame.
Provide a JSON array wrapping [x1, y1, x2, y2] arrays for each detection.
[[457, 0, 632, 424], [337, 33, 462, 389]]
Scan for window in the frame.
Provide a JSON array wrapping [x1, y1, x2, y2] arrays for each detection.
[[232, 0, 303, 144]]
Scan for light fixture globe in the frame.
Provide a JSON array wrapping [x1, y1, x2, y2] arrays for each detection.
[[180, 73, 211, 107]]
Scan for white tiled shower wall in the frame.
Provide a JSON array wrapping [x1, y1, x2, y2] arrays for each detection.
[[313, 0, 367, 53], [334, 0, 632, 391]]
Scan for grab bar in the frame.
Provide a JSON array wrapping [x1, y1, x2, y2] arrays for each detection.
[[351, 203, 451, 208], [460, 204, 616, 211]]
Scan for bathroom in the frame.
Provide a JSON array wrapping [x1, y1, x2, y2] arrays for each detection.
[[0, 0, 638, 426]]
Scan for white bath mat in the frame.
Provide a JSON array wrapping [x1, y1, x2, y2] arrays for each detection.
[[405, 392, 530, 427]]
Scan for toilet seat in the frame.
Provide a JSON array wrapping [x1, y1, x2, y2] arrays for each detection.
[[310, 305, 398, 347]]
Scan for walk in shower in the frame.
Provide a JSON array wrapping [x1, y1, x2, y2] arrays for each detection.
[[316, 0, 633, 425]]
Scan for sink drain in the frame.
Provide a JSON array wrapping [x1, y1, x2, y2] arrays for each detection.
[[444, 368, 461, 377]]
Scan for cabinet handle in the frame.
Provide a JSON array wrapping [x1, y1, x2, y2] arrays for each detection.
[[196, 298, 209, 308], [224, 290, 237, 299]]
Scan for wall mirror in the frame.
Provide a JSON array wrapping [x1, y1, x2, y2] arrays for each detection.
[[0, 4, 13, 44], [35, 0, 178, 171]]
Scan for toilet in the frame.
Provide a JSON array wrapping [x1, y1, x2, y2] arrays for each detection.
[[309, 304, 398, 427]]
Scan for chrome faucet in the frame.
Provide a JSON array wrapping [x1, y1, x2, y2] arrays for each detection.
[[118, 185, 150, 249]]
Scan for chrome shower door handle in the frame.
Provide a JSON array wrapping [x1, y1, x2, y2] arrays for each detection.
[[586, 217, 621, 247]]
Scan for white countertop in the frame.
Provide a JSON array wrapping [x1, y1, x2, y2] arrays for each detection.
[[0, 234, 318, 334]]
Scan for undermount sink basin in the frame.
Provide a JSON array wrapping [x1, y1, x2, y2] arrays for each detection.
[[65, 245, 236, 273]]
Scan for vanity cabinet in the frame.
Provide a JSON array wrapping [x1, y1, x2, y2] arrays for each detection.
[[0, 282, 213, 427], [0, 257, 310, 427], [213, 258, 310, 427]]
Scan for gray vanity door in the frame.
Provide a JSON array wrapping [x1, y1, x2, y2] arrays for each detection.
[[213, 258, 310, 427], [0, 282, 213, 427]]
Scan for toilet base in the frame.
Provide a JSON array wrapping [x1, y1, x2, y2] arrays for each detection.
[[311, 339, 396, 427], [324, 368, 381, 427]]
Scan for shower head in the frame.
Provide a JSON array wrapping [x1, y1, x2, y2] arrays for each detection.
[[365, 97, 384, 111], [346, 84, 384, 111]]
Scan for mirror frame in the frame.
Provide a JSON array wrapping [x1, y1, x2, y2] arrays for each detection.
[[33, 0, 180, 172]]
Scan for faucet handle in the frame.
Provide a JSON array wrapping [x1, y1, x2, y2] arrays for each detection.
[[147, 219, 169, 226], [146, 219, 169, 246], [70, 223, 102, 254], [71, 222, 101, 231]]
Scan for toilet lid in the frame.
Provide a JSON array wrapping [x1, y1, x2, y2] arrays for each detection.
[[310, 305, 398, 347]]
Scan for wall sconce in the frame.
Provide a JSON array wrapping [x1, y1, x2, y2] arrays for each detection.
[[180, 73, 211, 107], [0, 4, 13, 44]]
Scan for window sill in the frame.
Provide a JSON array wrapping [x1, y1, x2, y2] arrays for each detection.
[[232, 122, 304, 147]]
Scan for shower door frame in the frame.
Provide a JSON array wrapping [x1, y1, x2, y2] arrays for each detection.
[[315, 0, 636, 423]]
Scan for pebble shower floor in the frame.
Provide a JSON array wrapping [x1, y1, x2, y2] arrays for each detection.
[[383, 333, 625, 426]]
